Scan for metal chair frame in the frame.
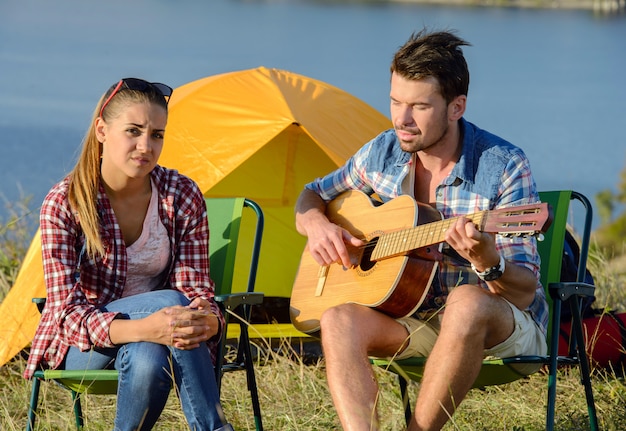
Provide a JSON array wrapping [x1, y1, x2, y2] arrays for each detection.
[[26, 197, 265, 431]]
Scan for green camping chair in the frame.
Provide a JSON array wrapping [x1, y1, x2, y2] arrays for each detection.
[[371, 190, 599, 430], [26, 197, 265, 431]]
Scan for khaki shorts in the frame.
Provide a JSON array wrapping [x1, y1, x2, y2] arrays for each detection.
[[394, 299, 547, 375]]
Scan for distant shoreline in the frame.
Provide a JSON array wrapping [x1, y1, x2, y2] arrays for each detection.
[[391, 0, 625, 12]]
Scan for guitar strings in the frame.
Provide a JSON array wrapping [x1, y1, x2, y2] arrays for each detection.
[[352, 212, 487, 261], [340, 202, 546, 262]]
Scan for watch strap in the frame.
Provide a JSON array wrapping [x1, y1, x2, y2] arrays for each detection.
[[471, 254, 505, 281]]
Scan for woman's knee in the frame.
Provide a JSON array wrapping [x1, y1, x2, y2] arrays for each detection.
[[144, 289, 190, 307], [104, 290, 190, 317]]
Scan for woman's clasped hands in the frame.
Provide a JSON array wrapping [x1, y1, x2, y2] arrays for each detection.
[[153, 297, 219, 350]]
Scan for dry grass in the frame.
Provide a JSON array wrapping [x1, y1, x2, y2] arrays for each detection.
[[1, 200, 626, 430], [2, 343, 626, 430]]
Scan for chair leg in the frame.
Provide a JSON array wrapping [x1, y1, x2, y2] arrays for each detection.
[[546, 300, 561, 431], [546, 360, 558, 431], [568, 297, 599, 431], [26, 377, 41, 431], [399, 375, 412, 426], [548, 295, 599, 431], [215, 313, 228, 395], [239, 318, 264, 431], [71, 391, 84, 430]]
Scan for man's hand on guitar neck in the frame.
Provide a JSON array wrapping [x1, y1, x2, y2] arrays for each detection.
[[295, 189, 365, 268], [444, 216, 500, 272], [444, 215, 537, 309]]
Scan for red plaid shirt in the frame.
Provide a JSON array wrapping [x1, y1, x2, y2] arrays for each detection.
[[24, 165, 224, 379]]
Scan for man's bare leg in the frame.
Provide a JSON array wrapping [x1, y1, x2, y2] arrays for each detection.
[[409, 285, 515, 431], [321, 303, 410, 431]]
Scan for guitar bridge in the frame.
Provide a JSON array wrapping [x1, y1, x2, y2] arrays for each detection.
[[315, 265, 329, 296]]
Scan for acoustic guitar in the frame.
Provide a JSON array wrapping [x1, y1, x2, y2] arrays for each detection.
[[289, 190, 552, 335]]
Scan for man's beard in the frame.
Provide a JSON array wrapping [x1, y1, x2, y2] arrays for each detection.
[[397, 123, 449, 154]]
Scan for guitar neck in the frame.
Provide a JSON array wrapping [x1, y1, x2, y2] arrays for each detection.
[[371, 211, 487, 261]]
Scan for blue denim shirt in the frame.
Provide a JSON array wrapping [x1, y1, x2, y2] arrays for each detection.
[[305, 118, 549, 337]]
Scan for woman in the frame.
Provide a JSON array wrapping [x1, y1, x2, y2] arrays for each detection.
[[24, 78, 233, 431]]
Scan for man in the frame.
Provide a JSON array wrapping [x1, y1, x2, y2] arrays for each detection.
[[294, 29, 548, 431]]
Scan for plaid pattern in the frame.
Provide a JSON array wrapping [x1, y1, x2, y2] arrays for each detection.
[[305, 119, 549, 337], [24, 165, 224, 379]]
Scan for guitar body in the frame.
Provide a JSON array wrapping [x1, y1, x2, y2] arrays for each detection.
[[290, 191, 553, 335], [290, 190, 442, 335]]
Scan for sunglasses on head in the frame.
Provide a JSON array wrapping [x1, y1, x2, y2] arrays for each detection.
[[99, 78, 173, 118]]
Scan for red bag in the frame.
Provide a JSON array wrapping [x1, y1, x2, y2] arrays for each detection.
[[559, 311, 626, 370]]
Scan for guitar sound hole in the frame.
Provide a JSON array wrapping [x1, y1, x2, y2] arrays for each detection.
[[360, 237, 377, 272]]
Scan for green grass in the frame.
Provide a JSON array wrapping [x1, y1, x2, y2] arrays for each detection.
[[1, 200, 626, 430]]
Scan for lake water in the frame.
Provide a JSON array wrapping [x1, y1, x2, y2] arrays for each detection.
[[1, 0, 625, 229]]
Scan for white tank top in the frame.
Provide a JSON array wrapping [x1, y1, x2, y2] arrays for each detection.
[[122, 181, 171, 297]]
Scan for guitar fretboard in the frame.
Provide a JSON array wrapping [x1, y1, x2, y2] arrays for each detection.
[[371, 211, 487, 261]]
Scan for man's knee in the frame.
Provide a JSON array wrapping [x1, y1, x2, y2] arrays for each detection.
[[320, 303, 360, 334], [443, 285, 514, 341], [441, 285, 494, 330], [447, 283, 484, 300], [445, 284, 492, 314]]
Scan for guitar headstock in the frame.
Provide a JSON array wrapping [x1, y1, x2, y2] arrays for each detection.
[[482, 202, 553, 238]]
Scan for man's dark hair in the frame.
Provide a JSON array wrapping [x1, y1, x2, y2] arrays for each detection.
[[391, 29, 471, 104]]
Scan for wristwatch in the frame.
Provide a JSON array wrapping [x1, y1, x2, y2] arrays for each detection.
[[471, 254, 505, 281]]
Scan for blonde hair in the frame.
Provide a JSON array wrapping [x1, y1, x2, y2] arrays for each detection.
[[67, 82, 168, 258]]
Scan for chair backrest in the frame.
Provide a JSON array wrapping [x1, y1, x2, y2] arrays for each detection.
[[536, 190, 593, 350], [537, 191, 571, 289], [205, 197, 264, 296]]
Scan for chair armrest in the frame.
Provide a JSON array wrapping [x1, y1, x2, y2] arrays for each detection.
[[32, 298, 46, 314], [215, 292, 264, 311], [548, 282, 595, 302]]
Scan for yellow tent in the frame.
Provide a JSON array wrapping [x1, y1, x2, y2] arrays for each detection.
[[0, 230, 44, 366], [0, 66, 391, 366]]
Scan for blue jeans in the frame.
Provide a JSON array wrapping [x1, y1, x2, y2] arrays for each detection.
[[64, 290, 229, 431]]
